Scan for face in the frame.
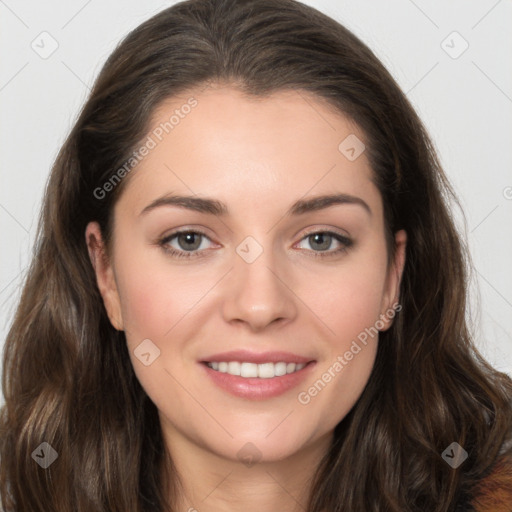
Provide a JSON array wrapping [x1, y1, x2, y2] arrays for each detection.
[[86, 85, 406, 464]]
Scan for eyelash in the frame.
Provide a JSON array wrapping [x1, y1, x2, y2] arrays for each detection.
[[157, 229, 353, 260]]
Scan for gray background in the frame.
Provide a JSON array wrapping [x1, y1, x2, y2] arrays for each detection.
[[1, 0, 511, 407]]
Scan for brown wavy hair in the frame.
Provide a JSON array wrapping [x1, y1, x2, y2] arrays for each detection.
[[1, 0, 511, 510]]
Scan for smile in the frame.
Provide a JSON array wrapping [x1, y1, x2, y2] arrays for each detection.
[[200, 360, 316, 400]]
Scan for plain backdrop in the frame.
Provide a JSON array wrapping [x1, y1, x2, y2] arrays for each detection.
[[1, 0, 511, 408]]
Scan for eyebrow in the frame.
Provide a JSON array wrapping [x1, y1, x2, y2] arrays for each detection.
[[139, 192, 372, 217]]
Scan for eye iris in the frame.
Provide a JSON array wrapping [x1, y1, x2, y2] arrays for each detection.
[[310, 233, 331, 251], [178, 232, 201, 251]]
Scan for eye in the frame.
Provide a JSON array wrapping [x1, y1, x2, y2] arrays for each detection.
[[158, 230, 213, 259], [295, 230, 353, 258]]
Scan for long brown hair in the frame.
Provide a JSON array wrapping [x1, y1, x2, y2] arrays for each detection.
[[1, 0, 511, 510]]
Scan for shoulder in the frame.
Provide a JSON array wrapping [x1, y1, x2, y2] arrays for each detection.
[[471, 453, 512, 512]]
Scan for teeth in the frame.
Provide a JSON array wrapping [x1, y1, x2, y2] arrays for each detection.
[[241, 362, 258, 378], [207, 361, 306, 378], [228, 361, 240, 375]]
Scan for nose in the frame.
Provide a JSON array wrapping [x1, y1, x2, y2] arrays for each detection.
[[221, 242, 298, 332]]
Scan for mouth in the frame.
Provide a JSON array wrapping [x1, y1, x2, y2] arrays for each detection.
[[198, 355, 317, 400]]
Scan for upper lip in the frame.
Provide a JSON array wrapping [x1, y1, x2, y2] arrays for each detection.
[[200, 350, 315, 365]]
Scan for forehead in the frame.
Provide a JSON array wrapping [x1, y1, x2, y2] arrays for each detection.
[[116, 85, 380, 218], [148, 85, 366, 162]]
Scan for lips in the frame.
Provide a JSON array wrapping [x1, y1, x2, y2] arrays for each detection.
[[197, 349, 318, 400], [199, 358, 317, 400]]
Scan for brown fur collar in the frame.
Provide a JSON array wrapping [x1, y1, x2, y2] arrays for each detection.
[[471, 455, 512, 512]]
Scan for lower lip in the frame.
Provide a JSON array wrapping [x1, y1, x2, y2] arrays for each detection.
[[199, 361, 317, 400]]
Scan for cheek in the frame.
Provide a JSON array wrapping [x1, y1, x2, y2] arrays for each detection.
[[329, 271, 386, 344], [303, 252, 389, 344], [319, 276, 382, 383], [294, 247, 388, 417], [112, 247, 212, 400], [113, 240, 207, 342]]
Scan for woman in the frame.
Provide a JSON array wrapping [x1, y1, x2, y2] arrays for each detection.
[[1, 0, 511, 510]]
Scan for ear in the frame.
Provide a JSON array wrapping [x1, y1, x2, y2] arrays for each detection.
[[85, 221, 124, 331], [378, 229, 407, 331]]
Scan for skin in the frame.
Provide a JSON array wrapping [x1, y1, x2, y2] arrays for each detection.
[[86, 84, 406, 512]]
